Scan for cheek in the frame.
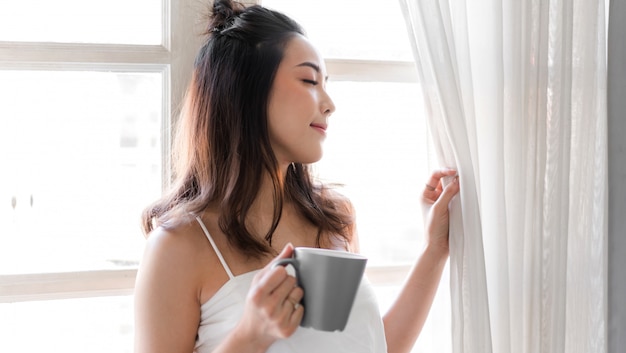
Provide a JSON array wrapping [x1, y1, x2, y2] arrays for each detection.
[[268, 89, 302, 133], [267, 98, 292, 144], [268, 109, 297, 143], [267, 82, 291, 121]]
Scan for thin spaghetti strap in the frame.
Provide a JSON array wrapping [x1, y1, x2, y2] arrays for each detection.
[[195, 215, 235, 279]]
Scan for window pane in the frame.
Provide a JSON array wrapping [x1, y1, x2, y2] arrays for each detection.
[[0, 296, 134, 353], [263, 0, 413, 61], [0, 0, 162, 45], [314, 81, 430, 265], [0, 70, 162, 274]]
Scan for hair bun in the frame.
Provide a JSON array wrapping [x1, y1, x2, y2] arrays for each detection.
[[209, 0, 245, 33]]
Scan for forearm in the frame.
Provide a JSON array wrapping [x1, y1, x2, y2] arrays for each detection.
[[212, 329, 273, 353], [382, 245, 448, 353]]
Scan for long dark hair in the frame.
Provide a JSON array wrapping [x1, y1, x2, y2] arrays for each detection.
[[142, 0, 353, 258]]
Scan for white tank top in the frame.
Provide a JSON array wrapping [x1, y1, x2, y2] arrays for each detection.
[[193, 216, 388, 353]]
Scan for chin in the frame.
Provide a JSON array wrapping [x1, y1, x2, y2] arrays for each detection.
[[298, 153, 323, 165], [289, 145, 324, 165]]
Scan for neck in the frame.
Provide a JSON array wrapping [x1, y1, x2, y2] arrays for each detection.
[[246, 167, 290, 230]]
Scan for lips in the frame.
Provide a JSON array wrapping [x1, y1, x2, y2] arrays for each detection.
[[310, 123, 327, 134]]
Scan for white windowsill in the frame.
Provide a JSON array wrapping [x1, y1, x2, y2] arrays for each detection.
[[0, 265, 411, 303], [0, 269, 136, 303]]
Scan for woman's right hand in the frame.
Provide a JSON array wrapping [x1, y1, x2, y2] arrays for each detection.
[[231, 243, 304, 350]]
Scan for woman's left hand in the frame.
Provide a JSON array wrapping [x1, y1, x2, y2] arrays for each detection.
[[421, 169, 460, 255]]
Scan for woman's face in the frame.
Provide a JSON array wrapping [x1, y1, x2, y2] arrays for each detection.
[[267, 34, 335, 167]]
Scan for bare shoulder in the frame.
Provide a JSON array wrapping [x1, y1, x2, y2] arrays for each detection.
[[134, 219, 209, 353], [138, 215, 231, 303], [142, 219, 207, 269], [136, 219, 209, 305]]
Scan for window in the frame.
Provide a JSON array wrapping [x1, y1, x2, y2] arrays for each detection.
[[262, 1, 449, 352], [0, 0, 162, 45], [0, 1, 201, 352], [0, 70, 162, 275], [0, 1, 450, 352]]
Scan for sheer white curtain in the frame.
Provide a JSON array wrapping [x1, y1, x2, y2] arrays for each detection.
[[399, 1, 608, 352]]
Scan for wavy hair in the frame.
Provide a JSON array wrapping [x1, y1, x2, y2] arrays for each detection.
[[141, 0, 353, 258]]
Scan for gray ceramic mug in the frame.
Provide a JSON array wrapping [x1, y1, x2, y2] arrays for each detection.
[[273, 247, 367, 332]]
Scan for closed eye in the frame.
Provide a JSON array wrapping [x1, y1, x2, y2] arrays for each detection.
[[302, 79, 319, 85]]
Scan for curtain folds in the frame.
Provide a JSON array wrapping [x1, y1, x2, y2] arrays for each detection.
[[399, 1, 607, 352]]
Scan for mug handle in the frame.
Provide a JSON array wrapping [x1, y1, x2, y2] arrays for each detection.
[[272, 258, 299, 276]]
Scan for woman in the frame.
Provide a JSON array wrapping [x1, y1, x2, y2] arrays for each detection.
[[133, 1, 460, 352]]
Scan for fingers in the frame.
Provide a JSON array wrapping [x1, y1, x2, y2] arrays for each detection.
[[433, 174, 460, 210], [273, 243, 294, 264], [287, 291, 304, 327], [424, 169, 456, 192], [422, 168, 460, 220], [271, 269, 297, 304], [424, 169, 458, 204], [256, 244, 301, 301], [246, 264, 303, 338], [286, 288, 303, 311], [254, 265, 294, 305], [254, 242, 297, 304], [266, 244, 303, 326], [282, 286, 304, 323], [425, 169, 457, 191], [238, 243, 304, 342], [422, 170, 460, 252]]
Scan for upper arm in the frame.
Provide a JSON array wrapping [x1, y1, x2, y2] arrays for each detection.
[[134, 228, 203, 353]]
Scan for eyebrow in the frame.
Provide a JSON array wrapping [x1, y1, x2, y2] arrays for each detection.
[[295, 62, 329, 82]]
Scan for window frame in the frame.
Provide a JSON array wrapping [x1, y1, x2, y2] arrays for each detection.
[[0, 0, 201, 303]]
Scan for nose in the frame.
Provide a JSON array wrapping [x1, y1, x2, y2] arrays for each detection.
[[322, 90, 336, 116]]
